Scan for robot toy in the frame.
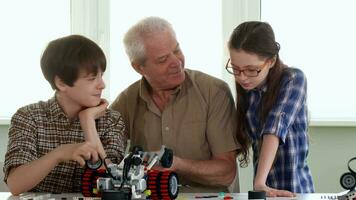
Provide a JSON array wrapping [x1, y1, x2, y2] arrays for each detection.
[[81, 143, 179, 200], [338, 157, 356, 200]]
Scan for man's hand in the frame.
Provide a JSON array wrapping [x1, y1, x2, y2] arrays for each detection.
[[150, 155, 178, 171], [152, 151, 237, 187]]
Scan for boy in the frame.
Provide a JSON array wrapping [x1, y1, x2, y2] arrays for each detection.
[[3, 35, 126, 195]]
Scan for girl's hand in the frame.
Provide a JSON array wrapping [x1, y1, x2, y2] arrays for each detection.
[[254, 183, 296, 197]]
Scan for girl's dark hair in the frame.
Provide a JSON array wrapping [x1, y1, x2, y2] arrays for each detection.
[[228, 21, 287, 167], [41, 35, 106, 90]]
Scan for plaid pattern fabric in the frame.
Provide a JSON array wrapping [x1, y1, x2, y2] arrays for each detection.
[[3, 97, 126, 193], [246, 68, 314, 193]]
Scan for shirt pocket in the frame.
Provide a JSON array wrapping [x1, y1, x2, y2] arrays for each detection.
[[176, 120, 210, 160]]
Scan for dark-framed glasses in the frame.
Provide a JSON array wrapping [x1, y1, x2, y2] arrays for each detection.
[[225, 59, 268, 77]]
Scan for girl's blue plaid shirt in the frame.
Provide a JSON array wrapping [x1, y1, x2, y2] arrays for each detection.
[[246, 67, 314, 193]]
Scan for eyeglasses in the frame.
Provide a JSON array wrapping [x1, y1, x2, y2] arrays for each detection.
[[225, 59, 268, 77]]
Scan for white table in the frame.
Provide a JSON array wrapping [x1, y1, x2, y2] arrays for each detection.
[[0, 192, 343, 200]]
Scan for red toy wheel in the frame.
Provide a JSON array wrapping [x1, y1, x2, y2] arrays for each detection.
[[147, 170, 179, 200], [81, 168, 106, 197]]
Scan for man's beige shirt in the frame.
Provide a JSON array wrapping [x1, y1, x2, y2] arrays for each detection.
[[111, 69, 239, 192]]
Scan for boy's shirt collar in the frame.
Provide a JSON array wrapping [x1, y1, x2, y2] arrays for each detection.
[[48, 96, 70, 122]]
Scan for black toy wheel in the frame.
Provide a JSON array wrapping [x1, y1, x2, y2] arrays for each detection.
[[86, 158, 103, 170], [161, 148, 173, 168], [340, 172, 356, 190], [147, 170, 179, 200]]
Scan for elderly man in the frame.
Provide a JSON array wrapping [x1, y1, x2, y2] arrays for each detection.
[[111, 16, 248, 193]]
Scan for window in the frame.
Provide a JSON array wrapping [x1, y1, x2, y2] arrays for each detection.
[[3, 0, 352, 126], [0, 0, 70, 120], [261, 0, 356, 124]]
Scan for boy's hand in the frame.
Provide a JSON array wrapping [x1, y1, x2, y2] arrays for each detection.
[[79, 99, 109, 121], [78, 99, 108, 160], [54, 142, 100, 167]]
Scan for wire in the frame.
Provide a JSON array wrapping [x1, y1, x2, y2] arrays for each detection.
[[103, 157, 115, 179]]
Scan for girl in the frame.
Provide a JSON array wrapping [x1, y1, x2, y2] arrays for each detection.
[[226, 21, 314, 197]]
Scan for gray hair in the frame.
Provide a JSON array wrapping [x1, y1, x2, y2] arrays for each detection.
[[123, 16, 176, 65]]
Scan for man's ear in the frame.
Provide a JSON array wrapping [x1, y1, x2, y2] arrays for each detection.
[[132, 62, 145, 75], [54, 76, 67, 92]]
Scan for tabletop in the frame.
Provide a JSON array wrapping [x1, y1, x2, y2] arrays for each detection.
[[0, 192, 345, 200]]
